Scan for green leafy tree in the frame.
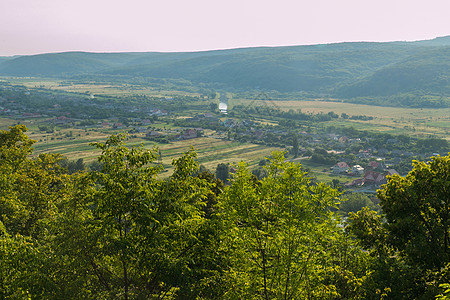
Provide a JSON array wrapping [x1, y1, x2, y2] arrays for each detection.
[[0, 125, 69, 237], [348, 154, 450, 299], [340, 193, 380, 215], [216, 162, 230, 183], [0, 125, 72, 298], [218, 151, 366, 299], [0, 232, 56, 299], [209, 102, 218, 112], [54, 135, 224, 299], [437, 284, 450, 300], [292, 135, 299, 158], [378, 154, 450, 270]]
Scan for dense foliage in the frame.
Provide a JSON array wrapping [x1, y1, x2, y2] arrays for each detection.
[[1, 125, 449, 299]]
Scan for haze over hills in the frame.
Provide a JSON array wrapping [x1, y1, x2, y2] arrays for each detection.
[[0, 36, 449, 103]]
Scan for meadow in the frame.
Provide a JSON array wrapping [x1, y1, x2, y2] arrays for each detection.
[[232, 98, 450, 138], [1, 77, 202, 98], [0, 116, 281, 175]]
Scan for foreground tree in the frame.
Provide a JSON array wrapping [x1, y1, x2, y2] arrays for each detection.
[[378, 154, 450, 270], [348, 154, 450, 299], [9, 125, 449, 299], [0, 125, 72, 298], [218, 152, 369, 299], [54, 135, 225, 299]]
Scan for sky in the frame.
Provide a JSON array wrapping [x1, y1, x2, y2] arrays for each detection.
[[1, 0, 449, 56]]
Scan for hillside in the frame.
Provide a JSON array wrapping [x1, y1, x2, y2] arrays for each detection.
[[0, 57, 14, 64], [0, 52, 145, 76], [337, 47, 450, 97], [0, 36, 449, 102], [98, 43, 427, 92]]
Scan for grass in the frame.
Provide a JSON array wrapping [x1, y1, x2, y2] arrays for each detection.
[[0, 118, 17, 128], [26, 127, 282, 175], [231, 98, 450, 138], [296, 159, 353, 185], [28, 128, 111, 162], [1, 77, 202, 98], [154, 137, 282, 173]]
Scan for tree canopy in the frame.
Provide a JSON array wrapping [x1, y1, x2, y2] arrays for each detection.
[[1, 125, 449, 299]]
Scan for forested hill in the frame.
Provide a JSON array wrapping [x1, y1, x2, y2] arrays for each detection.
[[337, 47, 450, 97], [0, 36, 449, 98]]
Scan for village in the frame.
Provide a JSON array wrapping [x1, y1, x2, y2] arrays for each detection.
[[1, 82, 447, 193]]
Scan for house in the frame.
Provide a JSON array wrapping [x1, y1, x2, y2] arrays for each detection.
[[146, 131, 162, 137], [181, 129, 198, 140], [331, 162, 349, 174], [386, 169, 399, 176], [253, 130, 264, 139], [242, 119, 255, 127], [328, 134, 339, 141], [54, 116, 73, 125], [363, 171, 386, 185], [150, 109, 168, 116], [351, 165, 365, 176], [223, 119, 239, 128], [367, 161, 380, 169], [338, 136, 349, 143], [22, 112, 41, 118], [386, 138, 398, 144], [357, 151, 371, 159], [135, 127, 147, 133], [349, 138, 361, 143]]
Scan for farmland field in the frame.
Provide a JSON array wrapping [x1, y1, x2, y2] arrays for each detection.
[[128, 137, 282, 174], [3, 121, 282, 175], [1, 77, 449, 182], [3, 77, 448, 139], [1, 77, 202, 98], [231, 98, 450, 138]]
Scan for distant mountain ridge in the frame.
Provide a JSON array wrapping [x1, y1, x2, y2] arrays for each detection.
[[0, 36, 449, 99]]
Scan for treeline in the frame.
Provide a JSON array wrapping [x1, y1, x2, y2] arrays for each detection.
[[0, 82, 211, 120], [343, 93, 450, 108], [230, 105, 375, 124], [1, 125, 449, 299]]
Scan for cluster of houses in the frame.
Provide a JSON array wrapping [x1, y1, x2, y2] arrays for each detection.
[[331, 161, 399, 188], [145, 128, 203, 141]]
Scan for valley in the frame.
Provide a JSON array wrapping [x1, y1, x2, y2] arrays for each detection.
[[1, 75, 448, 191]]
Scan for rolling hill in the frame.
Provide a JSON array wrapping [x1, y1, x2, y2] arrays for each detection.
[[337, 47, 450, 97], [0, 36, 449, 103]]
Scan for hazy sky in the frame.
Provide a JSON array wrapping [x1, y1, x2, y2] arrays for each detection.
[[1, 0, 449, 56]]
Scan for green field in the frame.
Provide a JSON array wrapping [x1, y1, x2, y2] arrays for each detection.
[[1, 77, 202, 98], [1, 77, 449, 183], [231, 98, 450, 138], [152, 137, 282, 174], [3, 77, 448, 139], [10, 124, 282, 175]]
